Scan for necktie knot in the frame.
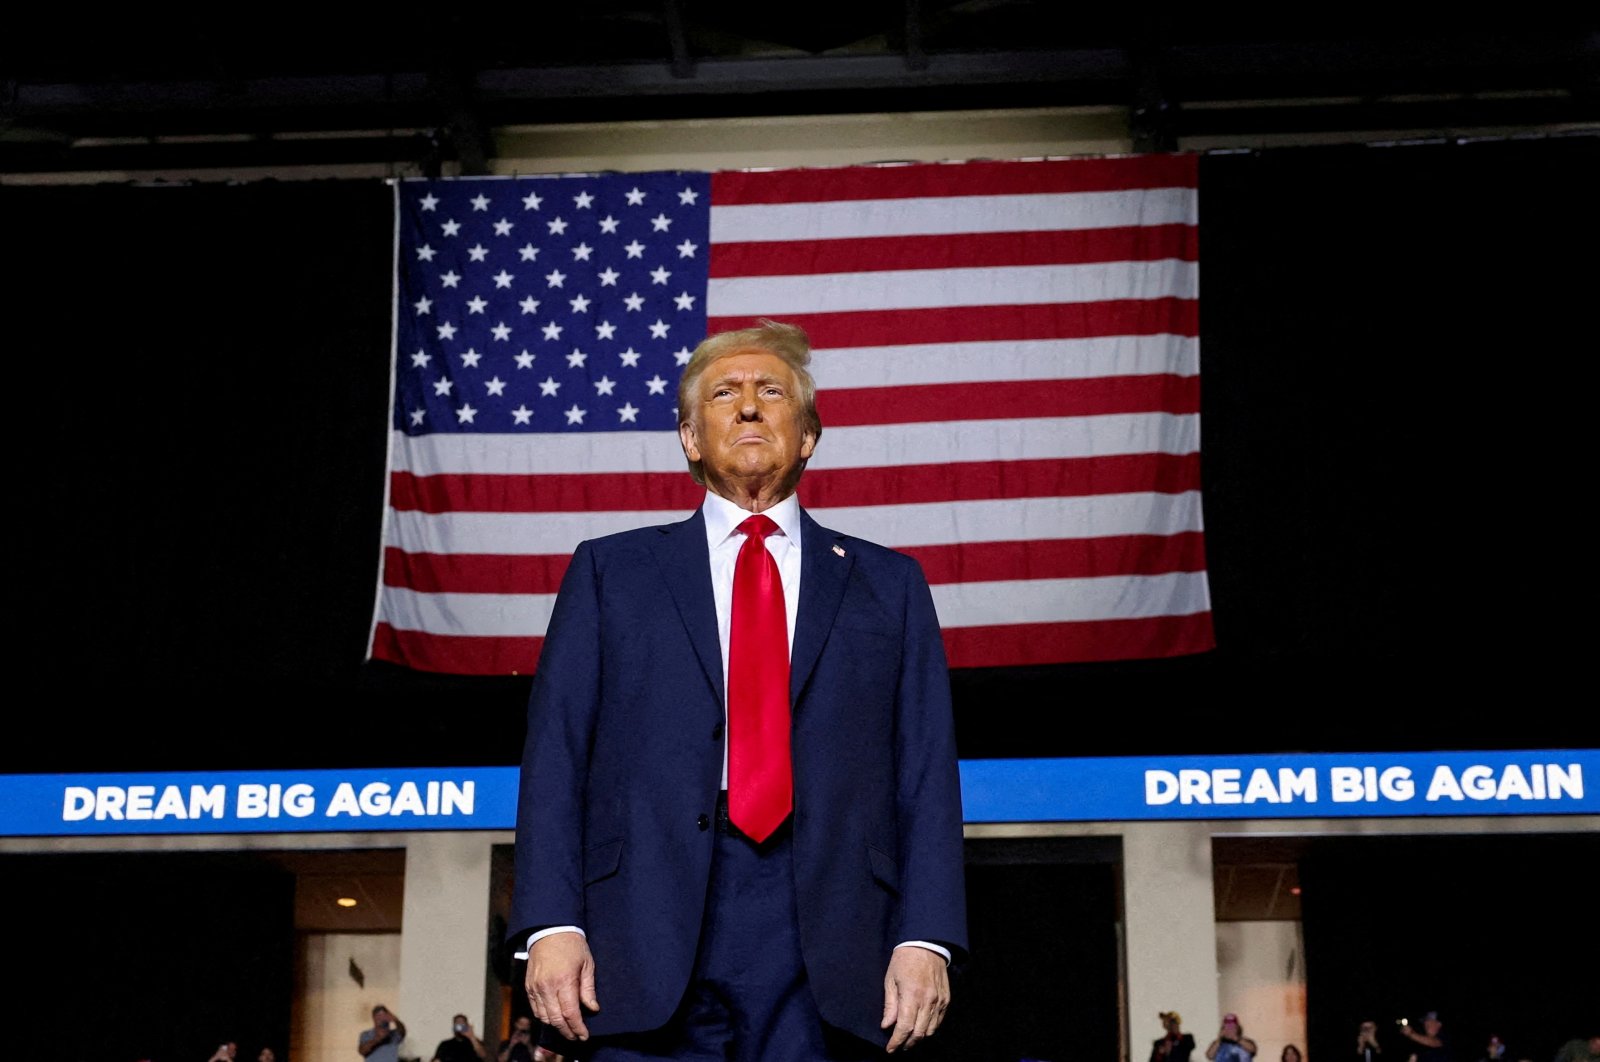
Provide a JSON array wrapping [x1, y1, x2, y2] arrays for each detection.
[[738, 514, 779, 543]]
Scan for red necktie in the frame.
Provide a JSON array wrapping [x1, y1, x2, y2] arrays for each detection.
[[727, 514, 792, 842]]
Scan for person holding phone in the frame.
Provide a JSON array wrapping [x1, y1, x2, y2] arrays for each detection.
[[432, 1014, 487, 1062], [1206, 1013, 1258, 1062], [359, 1006, 407, 1062]]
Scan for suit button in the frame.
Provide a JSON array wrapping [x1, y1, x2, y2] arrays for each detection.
[[711, 724, 724, 741], [697, 814, 711, 831]]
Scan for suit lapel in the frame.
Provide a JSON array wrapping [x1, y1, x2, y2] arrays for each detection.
[[791, 508, 853, 705], [649, 509, 725, 706]]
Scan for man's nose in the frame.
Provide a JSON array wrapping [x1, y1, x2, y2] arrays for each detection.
[[736, 389, 761, 419]]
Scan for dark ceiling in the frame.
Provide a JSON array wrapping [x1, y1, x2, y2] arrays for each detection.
[[3, 5, 1596, 175]]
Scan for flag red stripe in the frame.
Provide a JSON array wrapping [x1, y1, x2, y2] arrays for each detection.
[[391, 454, 1201, 515], [706, 299, 1198, 348], [903, 532, 1208, 585], [941, 612, 1215, 668], [383, 546, 572, 594], [711, 155, 1198, 204], [384, 531, 1206, 596], [709, 225, 1198, 277], [371, 622, 544, 677], [817, 374, 1199, 426]]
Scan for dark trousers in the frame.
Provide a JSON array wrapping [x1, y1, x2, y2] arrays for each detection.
[[577, 802, 879, 1062]]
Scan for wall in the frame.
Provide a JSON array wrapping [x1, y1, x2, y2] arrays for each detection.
[[1216, 921, 1307, 1062], [294, 933, 404, 1062]]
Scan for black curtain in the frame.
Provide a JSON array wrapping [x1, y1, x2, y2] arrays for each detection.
[[1300, 832, 1600, 1062], [3, 851, 296, 1062], [3, 135, 1597, 771]]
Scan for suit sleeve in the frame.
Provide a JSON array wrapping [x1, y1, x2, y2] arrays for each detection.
[[509, 539, 603, 940], [890, 555, 969, 961]]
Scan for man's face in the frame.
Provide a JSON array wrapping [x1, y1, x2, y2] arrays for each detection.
[[374, 1010, 391, 1028], [679, 349, 816, 499], [513, 1020, 532, 1037], [1424, 1019, 1442, 1036]]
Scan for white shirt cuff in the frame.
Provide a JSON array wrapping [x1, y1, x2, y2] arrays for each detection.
[[512, 926, 585, 960], [895, 940, 952, 965]]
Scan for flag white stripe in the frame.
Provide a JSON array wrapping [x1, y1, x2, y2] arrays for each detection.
[[811, 493, 1204, 549], [382, 586, 558, 638], [810, 415, 1199, 471], [709, 189, 1197, 243], [708, 261, 1196, 316], [809, 336, 1199, 388], [380, 569, 1211, 640], [929, 571, 1213, 628], [386, 492, 1204, 557], [389, 413, 1200, 477]]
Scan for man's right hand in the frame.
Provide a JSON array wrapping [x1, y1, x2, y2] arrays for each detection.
[[525, 932, 600, 1042]]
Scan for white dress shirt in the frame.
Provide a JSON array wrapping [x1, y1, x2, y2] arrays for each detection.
[[520, 492, 949, 965]]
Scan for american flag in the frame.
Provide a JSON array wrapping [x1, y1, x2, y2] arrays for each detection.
[[370, 154, 1213, 675]]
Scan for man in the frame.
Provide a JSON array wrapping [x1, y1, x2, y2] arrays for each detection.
[[498, 1017, 561, 1062], [359, 1006, 408, 1062], [432, 1015, 489, 1062], [511, 320, 967, 1060], [1357, 1020, 1384, 1062], [1205, 1014, 1257, 1062], [1399, 1012, 1451, 1062], [1552, 1035, 1600, 1062], [1152, 1012, 1196, 1062]]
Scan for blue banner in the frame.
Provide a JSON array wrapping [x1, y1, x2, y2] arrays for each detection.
[[1, 750, 1594, 837]]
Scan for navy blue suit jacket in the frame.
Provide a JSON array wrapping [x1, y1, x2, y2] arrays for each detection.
[[509, 506, 967, 1045]]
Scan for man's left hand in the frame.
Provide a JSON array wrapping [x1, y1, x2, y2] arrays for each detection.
[[881, 946, 950, 1053]]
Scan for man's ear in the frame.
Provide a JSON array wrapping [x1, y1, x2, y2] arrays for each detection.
[[679, 421, 701, 461], [800, 430, 817, 461]]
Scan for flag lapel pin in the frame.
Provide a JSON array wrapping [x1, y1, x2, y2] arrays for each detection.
[[832, 545, 846, 557]]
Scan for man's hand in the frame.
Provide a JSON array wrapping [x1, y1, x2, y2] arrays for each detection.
[[525, 932, 600, 1043], [880, 946, 950, 1053]]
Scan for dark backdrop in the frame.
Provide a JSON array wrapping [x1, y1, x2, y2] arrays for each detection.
[[3, 851, 296, 1062], [1300, 832, 1600, 1062], [5, 135, 1595, 775]]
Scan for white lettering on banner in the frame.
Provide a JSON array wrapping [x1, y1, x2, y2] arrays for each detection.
[[325, 779, 476, 817], [60, 784, 228, 822], [62, 787, 93, 821], [1427, 763, 1584, 802], [237, 782, 318, 819], [443, 780, 475, 815], [1144, 767, 1316, 806], [1331, 766, 1415, 802]]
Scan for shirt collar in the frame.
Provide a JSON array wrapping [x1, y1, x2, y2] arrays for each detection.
[[701, 489, 802, 548]]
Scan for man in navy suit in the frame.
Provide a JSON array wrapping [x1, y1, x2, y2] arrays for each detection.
[[511, 319, 967, 1060]]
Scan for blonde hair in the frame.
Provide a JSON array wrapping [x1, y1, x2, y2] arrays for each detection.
[[676, 319, 823, 485]]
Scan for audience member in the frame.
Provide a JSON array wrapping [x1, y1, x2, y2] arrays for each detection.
[[359, 1006, 408, 1062], [1551, 1035, 1600, 1062], [257, 1049, 277, 1062], [1399, 1011, 1452, 1062], [208, 1043, 238, 1062], [1206, 1014, 1258, 1062], [431, 1014, 487, 1062], [497, 1018, 536, 1062], [1153, 1011, 1198, 1062], [1283, 1045, 1304, 1062], [1478, 1035, 1509, 1062], [1358, 1020, 1384, 1062]]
